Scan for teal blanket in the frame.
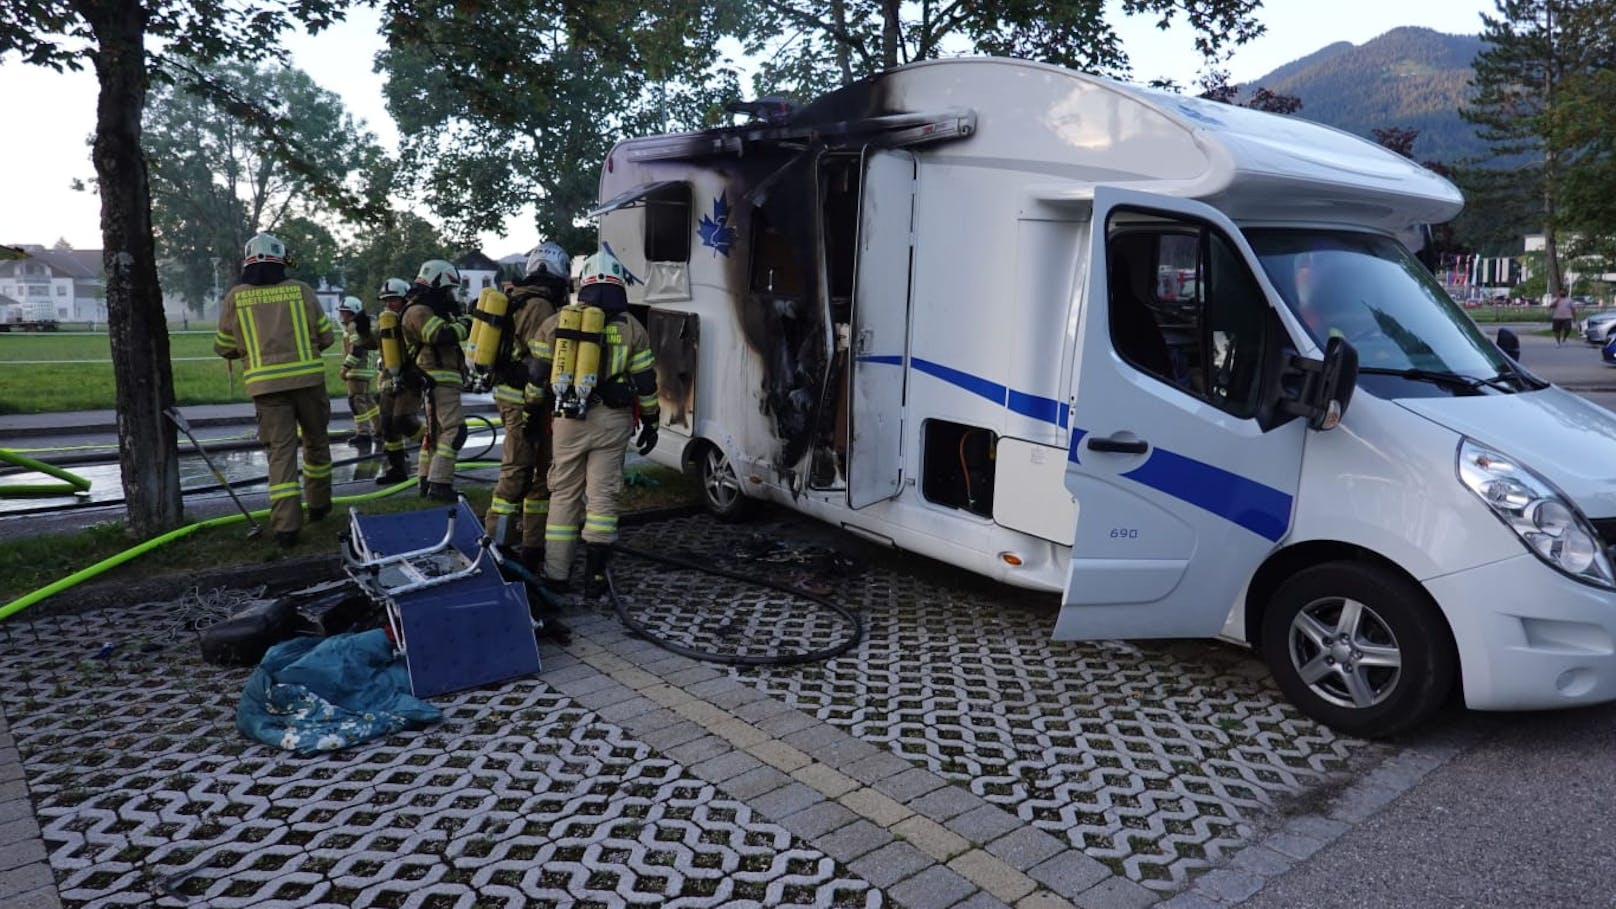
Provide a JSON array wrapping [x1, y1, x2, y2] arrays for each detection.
[[237, 630, 440, 755]]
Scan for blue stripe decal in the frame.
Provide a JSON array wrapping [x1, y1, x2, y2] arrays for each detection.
[[1120, 446, 1292, 542], [855, 353, 1289, 539], [910, 357, 1007, 406], [861, 355, 1070, 428]]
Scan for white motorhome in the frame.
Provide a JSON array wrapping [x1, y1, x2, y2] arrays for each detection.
[[593, 57, 1616, 737]]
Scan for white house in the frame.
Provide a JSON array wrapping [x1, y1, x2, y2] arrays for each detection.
[[0, 245, 105, 321]]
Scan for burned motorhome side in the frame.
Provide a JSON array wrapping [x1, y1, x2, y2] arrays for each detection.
[[594, 57, 1461, 594]]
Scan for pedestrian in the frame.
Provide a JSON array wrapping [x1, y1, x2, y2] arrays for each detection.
[[337, 296, 379, 450], [1550, 288, 1575, 345], [402, 259, 470, 502], [526, 247, 660, 597], [371, 278, 425, 485], [482, 241, 570, 567], [212, 233, 335, 548]]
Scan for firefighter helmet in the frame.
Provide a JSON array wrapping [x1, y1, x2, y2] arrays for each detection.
[[378, 277, 411, 300], [525, 241, 570, 280], [339, 295, 364, 315], [578, 248, 629, 288], [242, 233, 286, 267], [414, 259, 461, 290]]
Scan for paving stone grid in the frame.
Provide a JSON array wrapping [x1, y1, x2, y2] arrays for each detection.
[[608, 515, 1387, 892], [0, 598, 880, 909]]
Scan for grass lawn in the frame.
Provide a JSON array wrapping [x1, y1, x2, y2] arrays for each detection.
[[0, 464, 701, 608], [0, 330, 348, 415]]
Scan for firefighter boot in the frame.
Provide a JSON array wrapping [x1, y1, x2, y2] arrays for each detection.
[[425, 481, 457, 503], [375, 450, 408, 485], [583, 543, 611, 600]]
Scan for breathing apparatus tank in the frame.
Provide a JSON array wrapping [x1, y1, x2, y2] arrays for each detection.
[[470, 287, 509, 370], [549, 305, 582, 410], [573, 306, 605, 406], [549, 304, 606, 418], [378, 309, 404, 390]]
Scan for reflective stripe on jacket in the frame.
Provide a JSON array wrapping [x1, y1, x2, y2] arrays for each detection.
[[214, 279, 334, 396], [401, 300, 466, 381]]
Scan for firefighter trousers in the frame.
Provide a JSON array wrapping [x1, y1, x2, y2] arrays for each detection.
[[345, 379, 377, 438], [377, 385, 424, 457], [419, 382, 465, 485], [544, 405, 633, 582], [253, 385, 332, 534], [483, 397, 552, 547]]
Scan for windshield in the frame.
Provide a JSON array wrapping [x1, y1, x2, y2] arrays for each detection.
[[1247, 230, 1522, 396]]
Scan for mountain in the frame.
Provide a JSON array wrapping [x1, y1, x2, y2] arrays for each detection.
[[1244, 27, 1487, 163]]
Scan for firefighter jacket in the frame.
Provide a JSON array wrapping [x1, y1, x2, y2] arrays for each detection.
[[214, 279, 335, 396], [489, 283, 561, 407], [401, 298, 468, 387], [526, 309, 659, 421], [340, 323, 377, 382]]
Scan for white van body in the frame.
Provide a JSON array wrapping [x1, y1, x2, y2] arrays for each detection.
[[594, 58, 1616, 734]]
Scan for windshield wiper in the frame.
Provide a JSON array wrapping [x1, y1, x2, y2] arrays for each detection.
[[1358, 366, 1515, 394], [1495, 360, 1550, 391]]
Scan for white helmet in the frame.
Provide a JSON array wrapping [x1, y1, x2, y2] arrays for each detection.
[[415, 259, 461, 290], [243, 233, 286, 267], [525, 241, 569, 280], [579, 248, 630, 288], [378, 277, 411, 300], [339, 295, 364, 315]]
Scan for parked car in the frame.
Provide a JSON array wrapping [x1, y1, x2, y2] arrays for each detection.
[[1603, 332, 1616, 364], [1583, 311, 1616, 344]]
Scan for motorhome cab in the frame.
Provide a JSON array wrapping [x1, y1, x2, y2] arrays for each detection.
[[594, 57, 1616, 737]]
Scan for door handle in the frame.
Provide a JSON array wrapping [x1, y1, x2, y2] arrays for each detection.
[[1087, 435, 1149, 455]]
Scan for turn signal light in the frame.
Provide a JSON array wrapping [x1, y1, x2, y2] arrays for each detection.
[[1000, 552, 1023, 566]]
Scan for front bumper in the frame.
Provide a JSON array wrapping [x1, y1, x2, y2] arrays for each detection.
[[1426, 553, 1616, 710]]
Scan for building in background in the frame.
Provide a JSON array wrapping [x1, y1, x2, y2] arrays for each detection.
[[0, 244, 105, 322]]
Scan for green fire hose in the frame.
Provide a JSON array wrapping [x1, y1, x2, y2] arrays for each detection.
[[0, 449, 92, 497], [0, 459, 503, 624]]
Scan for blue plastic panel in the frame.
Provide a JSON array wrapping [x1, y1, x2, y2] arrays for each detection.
[[351, 500, 485, 558], [352, 502, 541, 698]]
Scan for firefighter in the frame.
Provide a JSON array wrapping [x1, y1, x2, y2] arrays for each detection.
[[372, 278, 425, 485], [213, 233, 336, 547], [336, 296, 379, 449], [482, 241, 570, 563], [403, 259, 470, 502], [526, 247, 659, 596]]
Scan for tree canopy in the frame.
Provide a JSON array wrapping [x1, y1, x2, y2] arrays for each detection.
[[146, 61, 382, 312], [0, 0, 355, 537]]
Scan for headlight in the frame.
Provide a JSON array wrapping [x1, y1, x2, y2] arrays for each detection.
[[1457, 438, 1615, 588]]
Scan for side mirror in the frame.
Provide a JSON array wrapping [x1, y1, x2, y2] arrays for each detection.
[[1496, 327, 1521, 362], [1278, 336, 1358, 431]]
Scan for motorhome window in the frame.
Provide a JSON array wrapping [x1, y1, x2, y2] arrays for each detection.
[[1247, 229, 1515, 396], [749, 209, 805, 296], [1107, 219, 1267, 418], [643, 182, 691, 262]]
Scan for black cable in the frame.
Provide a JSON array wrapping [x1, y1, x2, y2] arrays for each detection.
[[460, 414, 499, 462], [604, 544, 864, 667]]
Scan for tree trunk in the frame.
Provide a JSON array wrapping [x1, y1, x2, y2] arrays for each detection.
[[82, 0, 184, 537], [881, 0, 900, 69], [831, 0, 854, 84]]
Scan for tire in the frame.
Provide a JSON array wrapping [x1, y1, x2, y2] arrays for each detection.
[[699, 444, 753, 522], [1260, 561, 1456, 739]]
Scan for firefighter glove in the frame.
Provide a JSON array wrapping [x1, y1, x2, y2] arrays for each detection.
[[635, 421, 658, 456]]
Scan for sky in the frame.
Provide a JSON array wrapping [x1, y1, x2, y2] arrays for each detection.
[[0, 0, 1499, 259]]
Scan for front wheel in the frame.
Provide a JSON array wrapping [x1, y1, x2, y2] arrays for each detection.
[[699, 445, 753, 522], [1261, 561, 1456, 739]]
